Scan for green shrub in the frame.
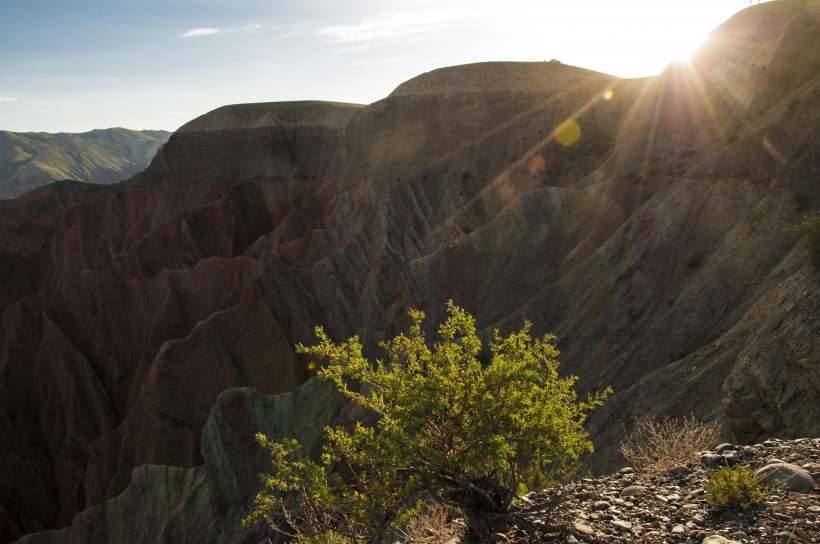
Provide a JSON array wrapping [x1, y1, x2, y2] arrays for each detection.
[[244, 302, 609, 543], [706, 465, 770, 510], [786, 213, 820, 268]]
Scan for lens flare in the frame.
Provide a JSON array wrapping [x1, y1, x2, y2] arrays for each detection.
[[603, 89, 614, 100], [762, 137, 787, 165], [528, 155, 547, 174], [554, 119, 581, 147]]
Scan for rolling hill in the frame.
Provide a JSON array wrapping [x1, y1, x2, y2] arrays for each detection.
[[0, 128, 170, 199]]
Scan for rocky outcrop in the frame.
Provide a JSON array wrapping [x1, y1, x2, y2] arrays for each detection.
[[1, 1, 818, 541], [15, 378, 346, 544], [487, 438, 820, 543], [0, 128, 170, 199]]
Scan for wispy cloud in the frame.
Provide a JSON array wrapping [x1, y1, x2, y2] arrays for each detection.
[[0, 96, 18, 103], [318, 10, 468, 43], [338, 44, 372, 54], [181, 28, 221, 38], [180, 24, 261, 38]]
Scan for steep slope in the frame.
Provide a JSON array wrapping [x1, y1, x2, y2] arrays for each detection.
[[1, 1, 818, 542], [0, 128, 170, 199]]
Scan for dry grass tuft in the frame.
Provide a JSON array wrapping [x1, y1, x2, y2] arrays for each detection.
[[399, 503, 462, 544], [619, 414, 719, 474]]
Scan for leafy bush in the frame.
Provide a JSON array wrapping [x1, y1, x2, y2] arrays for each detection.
[[706, 465, 770, 510], [619, 415, 719, 474], [244, 302, 609, 543], [786, 213, 820, 268]]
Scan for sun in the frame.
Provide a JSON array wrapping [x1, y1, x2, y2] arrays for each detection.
[[665, 29, 709, 64]]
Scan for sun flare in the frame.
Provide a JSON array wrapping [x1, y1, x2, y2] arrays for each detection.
[[666, 30, 709, 64]]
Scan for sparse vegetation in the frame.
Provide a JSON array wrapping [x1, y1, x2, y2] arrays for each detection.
[[619, 415, 719, 474], [786, 96, 801, 113], [399, 503, 462, 543], [723, 130, 740, 145], [706, 465, 771, 510], [786, 213, 820, 268], [686, 255, 702, 269], [245, 303, 609, 543]]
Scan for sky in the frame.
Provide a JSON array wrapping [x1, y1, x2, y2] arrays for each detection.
[[0, 0, 770, 134]]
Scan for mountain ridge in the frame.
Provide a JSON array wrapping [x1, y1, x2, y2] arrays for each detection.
[[0, 128, 170, 199]]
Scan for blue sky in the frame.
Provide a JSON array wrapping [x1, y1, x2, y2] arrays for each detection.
[[0, 0, 766, 133]]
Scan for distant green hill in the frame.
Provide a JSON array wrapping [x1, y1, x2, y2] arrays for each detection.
[[0, 127, 170, 199]]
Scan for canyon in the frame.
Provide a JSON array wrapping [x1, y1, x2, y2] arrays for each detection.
[[1, 1, 818, 542]]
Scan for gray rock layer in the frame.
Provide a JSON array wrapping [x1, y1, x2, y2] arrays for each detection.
[[17, 378, 346, 544]]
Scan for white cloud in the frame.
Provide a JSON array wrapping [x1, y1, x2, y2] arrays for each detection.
[[180, 28, 221, 38], [180, 24, 261, 38], [318, 10, 469, 43], [0, 96, 18, 103]]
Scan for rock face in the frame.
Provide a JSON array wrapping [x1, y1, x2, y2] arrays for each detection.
[[0, 128, 170, 199], [15, 378, 347, 544], [1, 1, 819, 542]]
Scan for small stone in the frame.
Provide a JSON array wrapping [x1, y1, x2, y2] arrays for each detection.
[[566, 536, 579, 544], [671, 524, 686, 534], [669, 465, 692, 475], [489, 533, 508, 543], [573, 522, 594, 536], [703, 536, 741, 544], [775, 531, 798, 544], [721, 453, 739, 466], [692, 514, 705, 525], [619, 466, 635, 474], [592, 500, 611, 511], [620, 485, 648, 497], [701, 453, 725, 468], [611, 520, 633, 532], [730, 531, 748, 541], [755, 462, 816, 491], [714, 443, 735, 454]]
